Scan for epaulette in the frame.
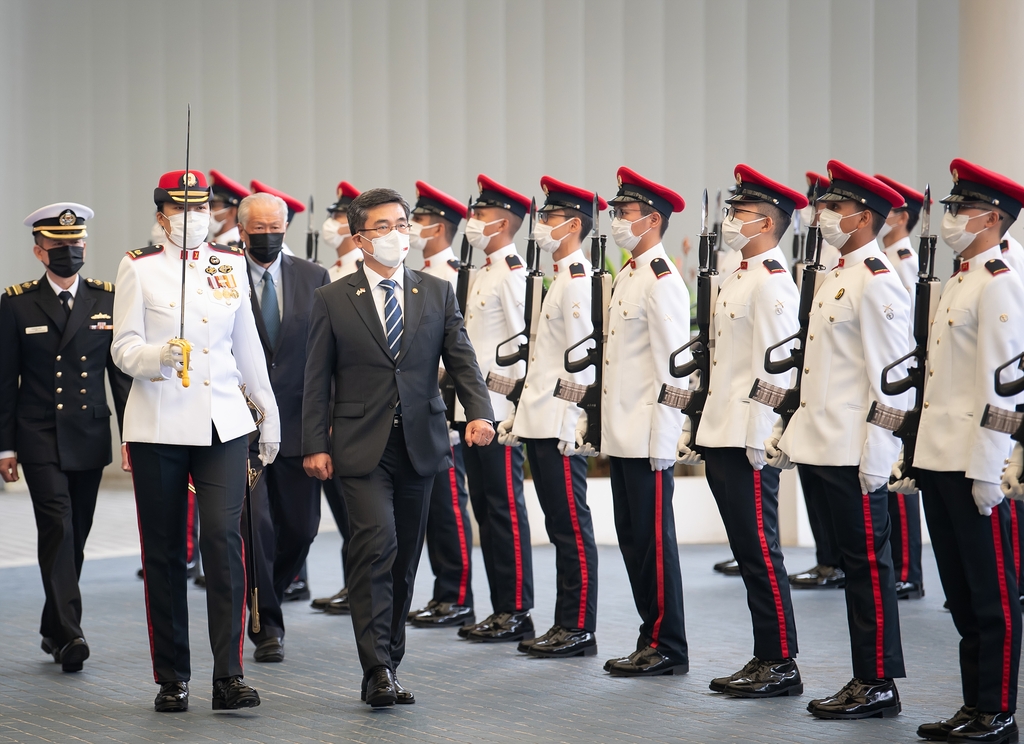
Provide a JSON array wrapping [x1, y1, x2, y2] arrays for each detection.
[[863, 257, 889, 275], [762, 258, 787, 274], [127, 245, 164, 260], [986, 259, 1011, 276], [650, 257, 672, 279], [897, 248, 913, 260], [1001, 240, 1009, 254], [4, 280, 40, 297], [85, 278, 114, 293], [447, 258, 460, 271], [209, 242, 244, 255], [505, 254, 524, 271], [569, 262, 586, 279]]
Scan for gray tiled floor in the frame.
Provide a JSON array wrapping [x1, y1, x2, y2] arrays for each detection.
[[0, 509, 971, 743]]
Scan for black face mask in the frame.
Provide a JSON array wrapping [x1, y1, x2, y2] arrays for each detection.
[[246, 232, 285, 263], [46, 244, 85, 278]]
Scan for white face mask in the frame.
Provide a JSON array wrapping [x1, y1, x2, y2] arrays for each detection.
[[720, 214, 766, 251], [799, 204, 816, 228], [408, 221, 441, 252], [610, 214, 655, 251], [876, 220, 893, 243], [465, 217, 502, 251], [363, 228, 410, 268], [816, 208, 864, 249], [940, 210, 991, 255], [163, 210, 210, 250], [207, 208, 231, 240], [533, 219, 573, 254], [321, 217, 348, 250]]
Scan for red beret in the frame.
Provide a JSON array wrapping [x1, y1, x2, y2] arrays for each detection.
[[154, 170, 210, 206], [942, 159, 1024, 221], [539, 176, 608, 218], [250, 179, 306, 218], [414, 181, 468, 224], [610, 166, 684, 215], [819, 160, 904, 215], [208, 170, 249, 205], [328, 181, 360, 213], [473, 174, 531, 220], [873, 174, 930, 213], [804, 170, 830, 197], [728, 164, 808, 215]]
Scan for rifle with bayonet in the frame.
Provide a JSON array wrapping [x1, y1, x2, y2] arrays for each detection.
[[790, 207, 804, 281], [440, 199, 477, 426], [980, 353, 1024, 444], [710, 188, 723, 271], [488, 198, 543, 406], [553, 194, 609, 452], [306, 196, 319, 263], [864, 185, 941, 483], [656, 189, 718, 446]]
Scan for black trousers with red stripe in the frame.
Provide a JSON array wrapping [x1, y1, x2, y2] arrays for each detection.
[[128, 430, 249, 684], [458, 425, 533, 613], [524, 439, 597, 632], [1011, 500, 1024, 597], [804, 464, 905, 680], [886, 490, 923, 586], [704, 448, 797, 661], [424, 441, 474, 606], [797, 464, 841, 568], [609, 457, 688, 662], [918, 470, 1021, 714]]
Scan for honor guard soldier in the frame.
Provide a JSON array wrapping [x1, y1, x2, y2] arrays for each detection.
[[405, 181, 477, 629], [455, 174, 535, 643], [679, 166, 805, 696], [873, 174, 926, 601], [767, 160, 910, 719], [112, 170, 281, 712], [251, 180, 305, 261], [323, 181, 364, 283], [591, 166, 690, 677], [499, 177, 604, 658], [894, 159, 1024, 744], [208, 170, 248, 247], [0, 203, 132, 673]]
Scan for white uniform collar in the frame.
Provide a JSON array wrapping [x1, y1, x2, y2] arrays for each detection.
[[336, 248, 363, 271], [423, 246, 456, 268], [959, 244, 1004, 275], [485, 243, 518, 265], [554, 248, 587, 274], [46, 273, 80, 298], [629, 243, 667, 269], [737, 244, 786, 271], [836, 240, 882, 269]]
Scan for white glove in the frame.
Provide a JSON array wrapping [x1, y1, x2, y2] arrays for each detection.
[[746, 447, 767, 471], [764, 418, 792, 470], [859, 470, 888, 495], [497, 417, 519, 447], [888, 447, 917, 494], [973, 479, 1004, 517], [259, 441, 280, 466], [160, 343, 185, 372], [574, 412, 599, 458], [1002, 443, 1024, 500], [557, 440, 576, 457], [651, 457, 675, 472], [676, 425, 702, 466], [448, 427, 461, 447]]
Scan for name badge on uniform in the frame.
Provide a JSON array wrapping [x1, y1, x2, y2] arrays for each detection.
[[25, 325, 48, 335]]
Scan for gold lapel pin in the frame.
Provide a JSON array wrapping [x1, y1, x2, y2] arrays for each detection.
[[356, 287, 366, 296], [412, 287, 419, 294]]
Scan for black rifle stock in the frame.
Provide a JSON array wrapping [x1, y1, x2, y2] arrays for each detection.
[[981, 352, 1024, 444]]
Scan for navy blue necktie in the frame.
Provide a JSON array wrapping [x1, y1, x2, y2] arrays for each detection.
[[261, 270, 280, 347], [380, 279, 403, 358], [58, 290, 72, 318]]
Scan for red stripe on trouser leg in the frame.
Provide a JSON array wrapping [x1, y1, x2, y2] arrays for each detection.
[[562, 456, 589, 630], [897, 493, 909, 583], [991, 510, 1013, 711], [650, 472, 666, 648], [504, 446, 524, 610], [861, 492, 885, 678], [128, 444, 158, 683], [186, 477, 196, 563], [449, 448, 470, 605], [1009, 505, 1020, 579], [753, 470, 789, 658]]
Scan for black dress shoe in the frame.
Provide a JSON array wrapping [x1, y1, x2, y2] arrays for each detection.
[[458, 614, 491, 639], [896, 581, 925, 600], [154, 681, 189, 712], [808, 678, 900, 719], [714, 558, 742, 576], [40, 637, 60, 663], [408, 599, 438, 622], [312, 587, 348, 611], [59, 637, 90, 673], [607, 645, 688, 677], [918, 705, 978, 741], [254, 636, 284, 663], [466, 611, 534, 643], [322, 589, 351, 615], [721, 658, 802, 698], [789, 564, 846, 589], [283, 580, 310, 603], [519, 624, 560, 653], [362, 666, 397, 708], [394, 675, 415, 705], [410, 602, 475, 629], [949, 712, 1018, 743], [527, 628, 597, 658], [710, 657, 759, 692], [212, 676, 260, 710]]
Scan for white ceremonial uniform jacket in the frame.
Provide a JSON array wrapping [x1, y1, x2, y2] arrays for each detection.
[[696, 245, 800, 451], [112, 241, 280, 447], [1000, 234, 1024, 275], [884, 235, 919, 296], [419, 247, 460, 289], [513, 250, 593, 443], [601, 244, 691, 460], [819, 239, 841, 272], [328, 249, 363, 283], [915, 246, 1024, 484], [214, 225, 240, 246], [717, 246, 743, 277], [457, 243, 526, 424], [778, 241, 912, 478]]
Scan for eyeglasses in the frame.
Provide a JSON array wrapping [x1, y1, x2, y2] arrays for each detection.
[[357, 222, 411, 237], [608, 207, 646, 221], [537, 211, 571, 224], [724, 206, 762, 220], [944, 202, 988, 217]]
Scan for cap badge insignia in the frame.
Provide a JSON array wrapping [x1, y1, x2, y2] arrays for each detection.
[[59, 210, 76, 226], [218, 265, 232, 273], [205, 266, 218, 275], [617, 175, 623, 188], [827, 169, 833, 180], [834, 288, 845, 300], [209, 256, 221, 265], [952, 169, 959, 183], [735, 174, 742, 186], [542, 184, 549, 194], [185, 172, 198, 187], [884, 304, 894, 320]]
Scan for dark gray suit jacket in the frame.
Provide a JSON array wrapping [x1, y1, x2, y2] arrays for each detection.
[[302, 265, 492, 478]]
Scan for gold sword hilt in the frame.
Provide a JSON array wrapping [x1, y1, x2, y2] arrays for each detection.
[[167, 338, 192, 388]]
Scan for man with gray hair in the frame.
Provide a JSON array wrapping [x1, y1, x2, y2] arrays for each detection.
[[240, 191, 331, 663]]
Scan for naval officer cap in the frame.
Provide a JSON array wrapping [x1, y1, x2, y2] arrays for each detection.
[[414, 181, 468, 225], [154, 170, 211, 206], [328, 181, 361, 214], [727, 165, 808, 216], [24, 202, 94, 240], [940, 158, 1024, 222], [873, 174, 929, 216], [539, 176, 608, 217], [472, 174, 531, 220], [209, 169, 249, 207], [251, 179, 306, 223], [817, 160, 904, 217], [609, 166, 685, 216]]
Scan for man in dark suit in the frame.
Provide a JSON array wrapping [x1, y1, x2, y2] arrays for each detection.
[[303, 188, 494, 708], [0, 202, 131, 673], [239, 192, 331, 663]]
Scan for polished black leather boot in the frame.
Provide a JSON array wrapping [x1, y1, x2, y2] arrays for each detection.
[[895, 581, 925, 600], [253, 636, 284, 663], [526, 628, 597, 658], [154, 681, 189, 712], [518, 624, 560, 653], [466, 611, 534, 643], [283, 580, 310, 602], [59, 637, 90, 673], [410, 602, 476, 628], [808, 678, 900, 719], [607, 645, 688, 677], [710, 657, 759, 692], [918, 706, 978, 741], [361, 666, 397, 708], [212, 677, 260, 710], [713, 557, 741, 576], [312, 586, 348, 612], [394, 674, 415, 705], [948, 712, 1018, 743], [789, 564, 846, 589], [721, 658, 802, 698]]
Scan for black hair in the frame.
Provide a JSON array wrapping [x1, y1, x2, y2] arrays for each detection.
[[638, 202, 670, 237], [348, 188, 411, 234], [752, 202, 790, 241], [869, 210, 886, 235], [442, 219, 458, 243], [560, 207, 592, 243], [902, 207, 920, 234]]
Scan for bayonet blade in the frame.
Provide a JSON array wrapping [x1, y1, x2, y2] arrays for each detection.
[[921, 183, 931, 236], [701, 189, 709, 236], [592, 193, 599, 237], [528, 197, 536, 240]]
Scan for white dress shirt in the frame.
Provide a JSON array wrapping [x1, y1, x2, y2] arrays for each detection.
[[247, 253, 284, 321], [362, 262, 405, 333], [45, 274, 80, 310]]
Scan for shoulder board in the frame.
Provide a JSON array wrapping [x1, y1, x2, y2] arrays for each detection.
[[762, 258, 787, 274], [986, 259, 1011, 276], [505, 254, 524, 271], [897, 248, 913, 259], [85, 278, 114, 293], [569, 262, 586, 279], [127, 245, 164, 260], [1001, 240, 1009, 254], [650, 257, 672, 279], [447, 258, 461, 271], [863, 257, 889, 275], [4, 280, 40, 297], [209, 242, 244, 255]]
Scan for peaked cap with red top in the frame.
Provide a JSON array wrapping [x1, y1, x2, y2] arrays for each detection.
[[817, 160, 904, 216], [539, 176, 608, 218], [154, 170, 210, 206], [472, 174, 531, 220], [208, 170, 248, 206], [609, 166, 684, 216], [804, 170, 830, 200], [414, 181, 468, 225], [727, 164, 808, 216], [874, 174, 930, 215], [251, 179, 306, 222], [328, 181, 361, 214], [941, 158, 1024, 221]]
